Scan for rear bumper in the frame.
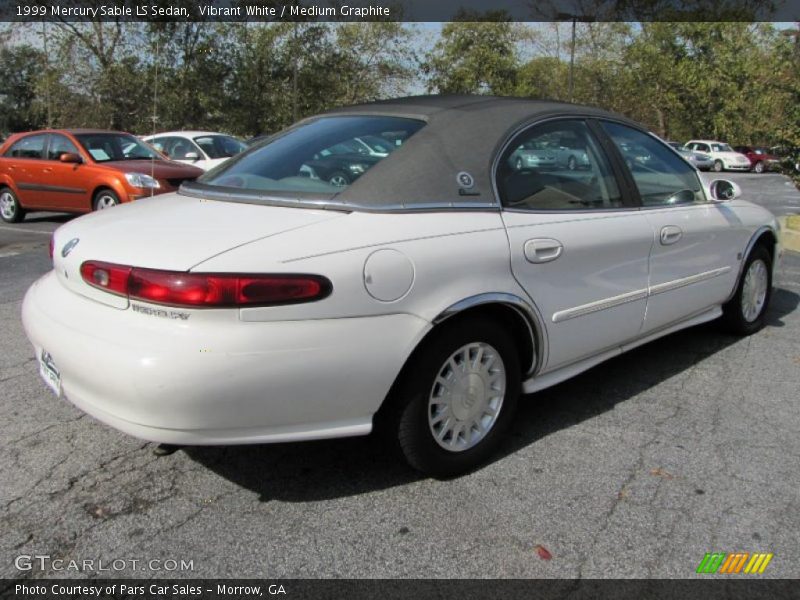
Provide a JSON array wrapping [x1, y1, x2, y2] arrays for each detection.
[[22, 271, 429, 444]]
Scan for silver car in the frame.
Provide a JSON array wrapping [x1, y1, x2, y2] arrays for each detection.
[[667, 141, 713, 171]]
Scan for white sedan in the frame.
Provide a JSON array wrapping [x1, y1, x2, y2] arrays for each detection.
[[23, 97, 781, 477], [142, 131, 246, 171]]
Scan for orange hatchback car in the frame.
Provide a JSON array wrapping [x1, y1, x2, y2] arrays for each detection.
[[0, 129, 204, 223]]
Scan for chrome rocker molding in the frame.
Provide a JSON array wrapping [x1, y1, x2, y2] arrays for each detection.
[[432, 292, 546, 376], [523, 305, 722, 394]]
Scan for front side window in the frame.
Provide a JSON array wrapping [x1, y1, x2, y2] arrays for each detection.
[[496, 119, 623, 211], [75, 133, 161, 163], [601, 122, 705, 207], [47, 134, 80, 160], [711, 143, 734, 153], [199, 116, 424, 195], [5, 134, 47, 159]]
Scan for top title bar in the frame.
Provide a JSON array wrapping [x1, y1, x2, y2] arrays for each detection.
[[1, 0, 800, 21]]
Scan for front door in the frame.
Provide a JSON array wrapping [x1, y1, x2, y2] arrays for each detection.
[[40, 134, 89, 211], [497, 118, 654, 372], [598, 121, 747, 332]]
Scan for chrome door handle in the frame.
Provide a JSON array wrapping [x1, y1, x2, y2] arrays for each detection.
[[660, 225, 683, 245], [524, 238, 563, 264]]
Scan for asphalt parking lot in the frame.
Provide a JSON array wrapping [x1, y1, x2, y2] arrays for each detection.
[[1, 172, 799, 579]]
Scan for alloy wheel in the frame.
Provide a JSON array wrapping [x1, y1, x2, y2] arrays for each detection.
[[427, 342, 506, 452], [741, 259, 768, 323], [0, 191, 17, 220]]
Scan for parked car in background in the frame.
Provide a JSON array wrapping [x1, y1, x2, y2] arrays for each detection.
[[733, 145, 780, 173], [142, 131, 246, 171], [684, 140, 750, 172], [666, 141, 713, 171], [22, 96, 780, 477], [0, 129, 203, 223]]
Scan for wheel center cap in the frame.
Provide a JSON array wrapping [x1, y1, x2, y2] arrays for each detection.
[[452, 372, 486, 420]]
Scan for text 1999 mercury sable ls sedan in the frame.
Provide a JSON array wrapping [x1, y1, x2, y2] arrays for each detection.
[[22, 96, 781, 476]]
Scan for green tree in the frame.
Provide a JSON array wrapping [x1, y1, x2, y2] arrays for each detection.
[[0, 45, 46, 133], [424, 19, 521, 95]]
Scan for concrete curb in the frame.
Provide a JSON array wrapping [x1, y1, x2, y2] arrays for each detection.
[[779, 216, 800, 254]]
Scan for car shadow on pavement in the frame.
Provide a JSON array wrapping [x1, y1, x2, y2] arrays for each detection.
[[21, 214, 75, 224], [184, 287, 799, 501]]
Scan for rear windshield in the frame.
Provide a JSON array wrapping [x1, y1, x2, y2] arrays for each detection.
[[197, 116, 424, 197]]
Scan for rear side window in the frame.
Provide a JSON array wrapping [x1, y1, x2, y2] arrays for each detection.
[[601, 122, 705, 207], [199, 116, 424, 196], [496, 119, 623, 211], [5, 135, 47, 159], [155, 136, 203, 160], [47, 134, 80, 160], [193, 135, 246, 159]]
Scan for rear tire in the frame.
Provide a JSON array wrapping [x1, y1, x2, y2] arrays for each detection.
[[721, 245, 772, 335], [387, 317, 520, 478], [93, 189, 120, 211], [754, 161, 765, 174], [0, 188, 25, 223]]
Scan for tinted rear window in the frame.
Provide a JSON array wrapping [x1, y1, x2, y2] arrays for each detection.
[[198, 116, 424, 198]]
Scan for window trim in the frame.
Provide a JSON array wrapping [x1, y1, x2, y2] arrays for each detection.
[[595, 119, 708, 209], [491, 115, 639, 214]]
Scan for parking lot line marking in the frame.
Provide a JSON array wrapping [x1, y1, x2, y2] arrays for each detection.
[[0, 225, 52, 236]]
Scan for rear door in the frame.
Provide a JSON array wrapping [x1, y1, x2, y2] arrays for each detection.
[[2, 134, 51, 208], [498, 118, 654, 371], [598, 121, 747, 333]]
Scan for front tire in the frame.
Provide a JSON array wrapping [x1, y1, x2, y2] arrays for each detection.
[[713, 159, 724, 172], [93, 189, 120, 210], [721, 245, 772, 335], [753, 160, 765, 174], [390, 317, 520, 478], [328, 171, 350, 187], [0, 188, 25, 223]]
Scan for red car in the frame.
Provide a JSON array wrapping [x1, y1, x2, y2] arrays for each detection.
[[733, 145, 781, 174], [0, 129, 204, 223]]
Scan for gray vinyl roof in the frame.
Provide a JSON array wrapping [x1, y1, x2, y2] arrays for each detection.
[[182, 95, 641, 211], [317, 95, 640, 208]]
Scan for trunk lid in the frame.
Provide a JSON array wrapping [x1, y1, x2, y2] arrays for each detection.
[[51, 194, 346, 308]]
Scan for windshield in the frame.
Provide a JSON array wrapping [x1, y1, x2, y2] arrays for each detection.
[[711, 143, 734, 152], [193, 135, 246, 159], [75, 133, 161, 162], [198, 116, 424, 196]]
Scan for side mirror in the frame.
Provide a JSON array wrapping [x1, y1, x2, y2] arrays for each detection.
[[709, 179, 741, 202], [59, 152, 82, 164], [184, 152, 200, 161]]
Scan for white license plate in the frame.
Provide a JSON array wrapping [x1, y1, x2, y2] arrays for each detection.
[[38, 349, 61, 397]]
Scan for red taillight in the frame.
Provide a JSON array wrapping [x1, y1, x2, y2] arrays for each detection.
[[80, 261, 133, 296], [80, 261, 331, 308]]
